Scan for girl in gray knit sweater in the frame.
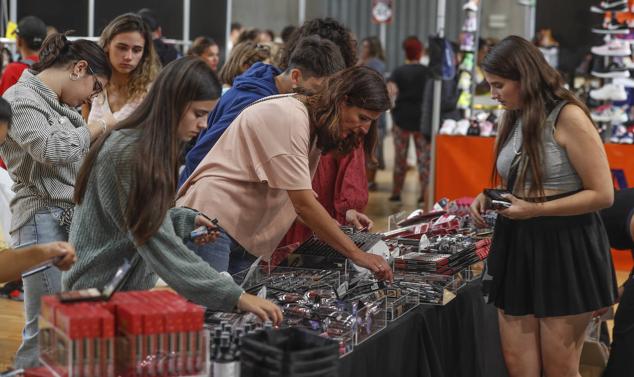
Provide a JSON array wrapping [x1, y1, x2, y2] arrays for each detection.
[[63, 57, 282, 323]]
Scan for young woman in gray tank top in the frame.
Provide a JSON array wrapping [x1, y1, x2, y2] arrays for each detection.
[[468, 36, 617, 377]]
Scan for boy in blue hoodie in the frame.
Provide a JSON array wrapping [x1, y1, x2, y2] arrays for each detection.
[[179, 36, 345, 188]]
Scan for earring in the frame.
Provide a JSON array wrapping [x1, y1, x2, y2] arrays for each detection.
[[69, 72, 80, 81]]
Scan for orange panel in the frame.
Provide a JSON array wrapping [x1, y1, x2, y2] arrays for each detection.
[[434, 136, 634, 271]]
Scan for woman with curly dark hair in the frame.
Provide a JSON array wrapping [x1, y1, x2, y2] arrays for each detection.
[[178, 66, 393, 281]]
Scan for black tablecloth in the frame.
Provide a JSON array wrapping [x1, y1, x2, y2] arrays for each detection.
[[339, 280, 509, 377]]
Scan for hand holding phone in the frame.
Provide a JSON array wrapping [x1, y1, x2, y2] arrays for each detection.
[[190, 216, 220, 244], [483, 189, 512, 210], [21, 242, 76, 278]]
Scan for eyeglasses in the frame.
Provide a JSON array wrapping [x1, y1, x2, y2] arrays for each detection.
[[87, 65, 104, 98]]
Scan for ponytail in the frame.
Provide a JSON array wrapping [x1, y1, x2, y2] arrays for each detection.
[[32, 31, 111, 78]]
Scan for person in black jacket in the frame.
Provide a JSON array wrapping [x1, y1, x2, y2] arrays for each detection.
[[600, 188, 634, 376], [138, 8, 179, 66]]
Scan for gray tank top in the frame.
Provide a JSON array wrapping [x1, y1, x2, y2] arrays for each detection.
[[496, 100, 582, 193]]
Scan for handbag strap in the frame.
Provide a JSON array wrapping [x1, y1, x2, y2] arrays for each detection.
[[506, 153, 521, 193]]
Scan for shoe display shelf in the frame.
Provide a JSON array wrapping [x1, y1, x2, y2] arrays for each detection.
[[589, 0, 634, 144], [456, 0, 482, 120], [447, 0, 495, 138]]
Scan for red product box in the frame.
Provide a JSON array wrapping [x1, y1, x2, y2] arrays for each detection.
[[55, 306, 89, 377], [97, 308, 115, 377], [80, 305, 101, 377], [24, 366, 57, 377], [116, 303, 145, 377], [131, 293, 164, 377], [154, 293, 185, 376], [40, 295, 61, 325], [182, 302, 205, 374]]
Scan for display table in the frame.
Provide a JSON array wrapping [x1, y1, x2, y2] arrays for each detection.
[[434, 135, 634, 271], [339, 280, 509, 377]]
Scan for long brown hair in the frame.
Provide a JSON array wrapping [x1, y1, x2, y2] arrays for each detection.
[[361, 36, 385, 62], [302, 66, 389, 155], [99, 13, 160, 101], [481, 35, 592, 196], [33, 32, 111, 77], [218, 41, 270, 86], [74, 57, 222, 244]]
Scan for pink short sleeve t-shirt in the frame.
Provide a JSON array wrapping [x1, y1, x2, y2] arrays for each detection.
[[176, 95, 321, 258]]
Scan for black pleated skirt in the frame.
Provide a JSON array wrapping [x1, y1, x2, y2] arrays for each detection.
[[485, 209, 618, 318]]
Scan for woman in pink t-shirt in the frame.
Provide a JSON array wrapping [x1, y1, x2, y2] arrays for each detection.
[[177, 66, 393, 281]]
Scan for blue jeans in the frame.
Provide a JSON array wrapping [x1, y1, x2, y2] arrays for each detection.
[[186, 230, 232, 272], [12, 208, 67, 369], [187, 228, 257, 275]]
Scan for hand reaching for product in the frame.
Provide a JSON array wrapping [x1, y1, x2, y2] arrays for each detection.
[[351, 251, 393, 282], [469, 193, 488, 228], [345, 209, 374, 230], [237, 293, 283, 326]]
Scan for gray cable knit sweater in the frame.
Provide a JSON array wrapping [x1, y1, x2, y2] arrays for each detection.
[[62, 129, 243, 312]]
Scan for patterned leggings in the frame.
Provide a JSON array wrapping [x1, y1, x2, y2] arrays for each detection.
[[392, 126, 430, 196]]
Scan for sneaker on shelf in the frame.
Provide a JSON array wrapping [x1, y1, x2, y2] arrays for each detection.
[[475, 111, 489, 122], [460, 33, 476, 52], [462, 13, 478, 32], [479, 121, 495, 137], [460, 53, 474, 71], [591, 39, 631, 56], [591, 61, 630, 78], [467, 121, 480, 136], [439, 119, 457, 135], [463, 1, 478, 12], [591, 105, 629, 123], [517, 0, 536, 5], [590, 0, 628, 13], [613, 77, 634, 88], [590, 83, 628, 101], [623, 57, 634, 69], [457, 92, 472, 109], [591, 104, 612, 122], [619, 131, 634, 144], [454, 119, 471, 135], [610, 124, 628, 143], [592, 19, 630, 34], [458, 71, 472, 90]]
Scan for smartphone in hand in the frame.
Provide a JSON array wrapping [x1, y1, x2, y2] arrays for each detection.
[[483, 189, 512, 210]]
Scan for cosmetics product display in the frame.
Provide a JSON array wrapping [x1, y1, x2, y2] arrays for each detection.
[[38, 290, 208, 377]]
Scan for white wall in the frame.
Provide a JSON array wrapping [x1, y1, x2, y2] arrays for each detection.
[[232, 0, 299, 35], [480, 0, 533, 41]]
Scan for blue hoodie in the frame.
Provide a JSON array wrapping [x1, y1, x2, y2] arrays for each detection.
[[179, 62, 282, 187]]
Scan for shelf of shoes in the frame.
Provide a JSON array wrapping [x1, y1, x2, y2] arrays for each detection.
[[444, 0, 500, 138], [456, 0, 481, 119], [589, 0, 634, 144]]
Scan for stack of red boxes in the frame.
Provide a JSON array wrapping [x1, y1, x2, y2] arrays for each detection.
[[475, 238, 491, 260], [37, 290, 207, 377]]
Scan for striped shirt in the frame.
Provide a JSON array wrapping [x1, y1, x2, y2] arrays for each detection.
[[0, 70, 90, 232]]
